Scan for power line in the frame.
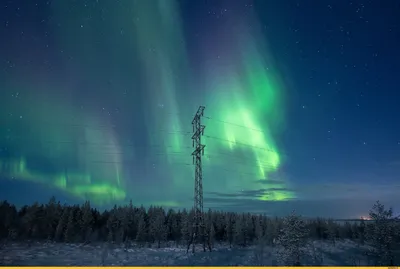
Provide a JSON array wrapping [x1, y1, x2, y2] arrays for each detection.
[[204, 135, 276, 152], [83, 151, 190, 156], [4, 113, 264, 134], [202, 165, 265, 178], [203, 160, 277, 176], [90, 160, 192, 166], [86, 152, 277, 170], [205, 153, 277, 169], [2, 137, 193, 149], [1, 119, 192, 134], [204, 116, 264, 133]]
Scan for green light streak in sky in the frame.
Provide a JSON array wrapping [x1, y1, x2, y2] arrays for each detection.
[[0, 0, 295, 208], [131, 0, 194, 199], [0, 158, 125, 204], [0, 88, 126, 205], [201, 17, 294, 202]]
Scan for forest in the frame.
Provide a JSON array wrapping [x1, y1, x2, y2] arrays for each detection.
[[0, 197, 399, 266]]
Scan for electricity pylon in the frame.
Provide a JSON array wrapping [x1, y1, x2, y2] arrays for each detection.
[[187, 106, 211, 253]]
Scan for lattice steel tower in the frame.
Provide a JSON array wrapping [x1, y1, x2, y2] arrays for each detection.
[[187, 105, 209, 253]]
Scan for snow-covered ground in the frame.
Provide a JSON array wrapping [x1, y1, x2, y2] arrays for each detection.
[[0, 239, 373, 266]]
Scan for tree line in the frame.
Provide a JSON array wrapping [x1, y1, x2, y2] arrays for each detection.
[[0, 197, 398, 265]]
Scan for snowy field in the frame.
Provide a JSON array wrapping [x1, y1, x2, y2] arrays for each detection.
[[0, 240, 374, 266]]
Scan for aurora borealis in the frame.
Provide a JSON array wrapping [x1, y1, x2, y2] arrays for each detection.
[[1, 0, 400, 217]]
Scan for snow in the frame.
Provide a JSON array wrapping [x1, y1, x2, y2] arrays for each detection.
[[0, 239, 374, 266]]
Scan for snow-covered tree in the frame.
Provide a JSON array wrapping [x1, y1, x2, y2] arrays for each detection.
[[135, 211, 147, 246], [44, 196, 59, 240], [233, 213, 244, 246], [80, 201, 93, 242], [64, 208, 76, 242], [150, 207, 167, 248], [226, 213, 234, 248], [208, 221, 216, 250], [254, 215, 264, 243], [126, 200, 136, 240], [205, 208, 215, 250], [55, 207, 69, 241], [276, 211, 309, 266], [106, 207, 119, 243], [168, 210, 181, 245], [0, 201, 18, 240], [264, 217, 280, 246], [233, 213, 252, 246], [21, 202, 41, 238], [365, 201, 399, 266], [181, 209, 192, 248], [4, 195, 396, 250], [254, 215, 268, 266]]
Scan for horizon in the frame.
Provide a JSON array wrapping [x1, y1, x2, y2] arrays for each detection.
[[0, 191, 390, 221]]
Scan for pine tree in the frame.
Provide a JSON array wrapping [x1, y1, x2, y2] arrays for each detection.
[[55, 207, 69, 242], [234, 213, 245, 246], [276, 211, 308, 266], [21, 202, 40, 238], [129, 201, 136, 233], [106, 207, 119, 243], [80, 201, 93, 242], [64, 208, 75, 243], [264, 218, 279, 246], [168, 210, 181, 245], [205, 208, 215, 250], [226, 213, 234, 248], [254, 215, 264, 243], [365, 201, 399, 266], [44, 196, 58, 240], [135, 212, 147, 246], [150, 207, 167, 248], [254, 215, 268, 266], [180, 210, 192, 247], [208, 222, 215, 249]]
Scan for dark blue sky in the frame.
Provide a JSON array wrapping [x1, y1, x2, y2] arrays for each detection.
[[0, 0, 399, 218]]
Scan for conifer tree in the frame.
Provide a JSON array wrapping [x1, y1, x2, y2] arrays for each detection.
[[181, 209, 192, 249], [150, 208, 167, 248], [136, 212, 147, 246], [64, 208, 75, 243], [276, 211, 308, 266], [226, 213, 234, 248], [55, 207, 69, 242], [80, 201, 93, 242], [366, 201, 399, 266]]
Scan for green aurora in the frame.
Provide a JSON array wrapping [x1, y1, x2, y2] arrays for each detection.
[[0, 0, 295, 208]]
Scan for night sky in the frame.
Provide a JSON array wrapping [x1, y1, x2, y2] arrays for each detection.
[[1, 0, 399, 218]]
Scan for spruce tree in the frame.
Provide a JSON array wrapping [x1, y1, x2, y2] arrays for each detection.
[[365, 201, 398, 266], [64, 208, 75, 243], [135, 212, 147, 247], [276, 211, 308, 266], [55, 207, 69, 242]]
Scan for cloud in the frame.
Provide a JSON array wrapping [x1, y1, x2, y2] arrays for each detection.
[[255, 179, 286, 185], [203, 181, 400, 218], [207, 187, 294, 199]]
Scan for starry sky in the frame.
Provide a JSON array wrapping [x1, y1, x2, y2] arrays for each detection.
[[0, 0, 399, 218]]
